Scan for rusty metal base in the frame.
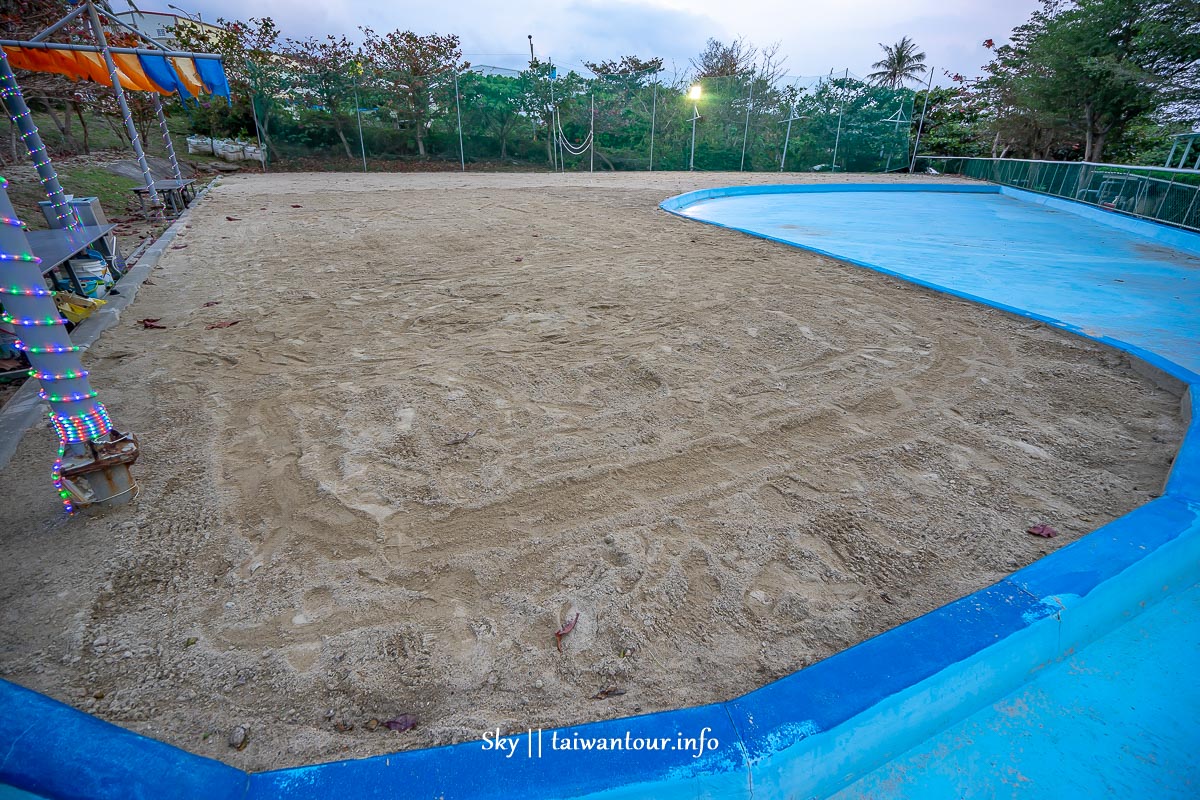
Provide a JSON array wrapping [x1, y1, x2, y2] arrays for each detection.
[[61, 430, 140, 508]]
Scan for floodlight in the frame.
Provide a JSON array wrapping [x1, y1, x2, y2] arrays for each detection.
[[688, 85, 702, 101]]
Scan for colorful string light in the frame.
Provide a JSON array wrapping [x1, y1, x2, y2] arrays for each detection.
[[0, 50, 80, 230], [29, 369, 89, 381], [39, 389, 100, 403], [3, 312, 67, 327], [1, 151, 112, 512], [1, 285, 55, 297], [13, 338, 81, 354], [51, 439, 73, 514], [50, 404, 112, 443]]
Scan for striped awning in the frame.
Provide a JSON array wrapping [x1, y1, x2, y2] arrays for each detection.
[[3, 44, 230, 100]]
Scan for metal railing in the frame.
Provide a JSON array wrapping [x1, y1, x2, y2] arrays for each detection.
[[914, 156, 1200, 233]]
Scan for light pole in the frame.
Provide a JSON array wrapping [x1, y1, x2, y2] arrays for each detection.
[[166, 4, 203, 30], [688, 84, 701, 171]]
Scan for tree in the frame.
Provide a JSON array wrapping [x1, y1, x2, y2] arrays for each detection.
[[173, 17, 288, 161], [976, 0, 1200, 162], [1, 0, 103, 159], [691, 38, 758, 78], [286, 35, 362, 159], [459, 73, 522, 159], [584, 56, 663, 82], [868, 37, 928, 89], [360, 29, 466, 157]]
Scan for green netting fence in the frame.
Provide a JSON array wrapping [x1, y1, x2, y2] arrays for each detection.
[[184, 64, 916, 174], [915, 156, 1200, 232]]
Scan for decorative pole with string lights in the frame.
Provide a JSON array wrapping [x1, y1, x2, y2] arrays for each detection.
[[0, 179, 139, 512]]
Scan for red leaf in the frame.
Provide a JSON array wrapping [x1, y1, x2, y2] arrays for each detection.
[[291, 204, 303, 208], [225, 216, 240, 221], [383, 714, 418, 732], [202, 301, 221, 307], [1026, 523, 1058, 538], [555, 612, 579, 652], [171, 244, 188, 250], [205, 320, 240, 330], [137, 318, 166, 329]]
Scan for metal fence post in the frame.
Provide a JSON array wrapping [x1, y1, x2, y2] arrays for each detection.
[[453, 70, 464, 172]]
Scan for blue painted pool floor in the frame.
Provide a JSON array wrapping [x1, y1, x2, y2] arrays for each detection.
[[679, 191, 1200, 376], [830, 580, 1200, 799]]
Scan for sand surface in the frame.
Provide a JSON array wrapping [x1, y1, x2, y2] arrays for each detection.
[[0, 171, 1185, 770]]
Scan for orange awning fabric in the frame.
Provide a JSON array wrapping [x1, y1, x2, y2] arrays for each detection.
[[170, 56, 205, 97], [4, 45, 178, 95], [113, 53, 160, 93]]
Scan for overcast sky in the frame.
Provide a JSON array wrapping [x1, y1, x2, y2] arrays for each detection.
[[113, 0, 1042, 84]]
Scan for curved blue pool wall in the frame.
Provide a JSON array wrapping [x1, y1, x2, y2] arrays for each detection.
[[3, 183, 1199, 799]]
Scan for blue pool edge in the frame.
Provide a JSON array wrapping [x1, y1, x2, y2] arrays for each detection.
[[2, 181, 1199, 800]]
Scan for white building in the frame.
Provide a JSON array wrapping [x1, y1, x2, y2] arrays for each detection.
[[111, 9, 222, 48]]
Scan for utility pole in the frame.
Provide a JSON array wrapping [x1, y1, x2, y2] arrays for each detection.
[[528, 35, 535, 65]]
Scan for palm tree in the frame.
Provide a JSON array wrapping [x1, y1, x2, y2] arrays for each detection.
[[868, 37, 928, 88]]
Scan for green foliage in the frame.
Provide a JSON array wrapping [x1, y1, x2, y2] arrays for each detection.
[[172, 16, 288, 160], [359, 28, 466, 157], [974, 0, 1200, 161]]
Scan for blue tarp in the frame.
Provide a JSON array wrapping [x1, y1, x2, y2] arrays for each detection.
[[136, 53, 188, 99], [194, 57, 231, 103]]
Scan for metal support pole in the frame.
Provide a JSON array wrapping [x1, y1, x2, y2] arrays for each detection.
[[559, 107, 566, 172], [909, 67, 934, 173], [551, 107, 558, 171], [689, 103, 699, 171], [452, 71, 464, 172], [151, 94, 183, 182], [353, 72, 367, 173], [85, 0, 159, 207], [1177, 138, 1194, 171], [548, 74, 557, 171], [248, 91, 268, 171], [1165, 138, 1179, 168], [1182, 183, 1200, 228], [29, 4, 88, 42], [831, 68, 848, 172], [0, 39, 224, 60], [740, 79, 754, 171], [649, 80, 657, 171], [590, 93, 594, 173], [0, 50, 79, 230], [0, 177, 139, 510], [557, 107, 565, 171], [780, 107, 798, 172]]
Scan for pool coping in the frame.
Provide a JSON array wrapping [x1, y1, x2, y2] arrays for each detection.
[[2, 181, 1199, 800]]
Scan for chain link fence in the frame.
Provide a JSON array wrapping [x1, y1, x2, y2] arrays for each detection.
[[915, 156, 1200, 232], [191, 65, 917, 174]]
